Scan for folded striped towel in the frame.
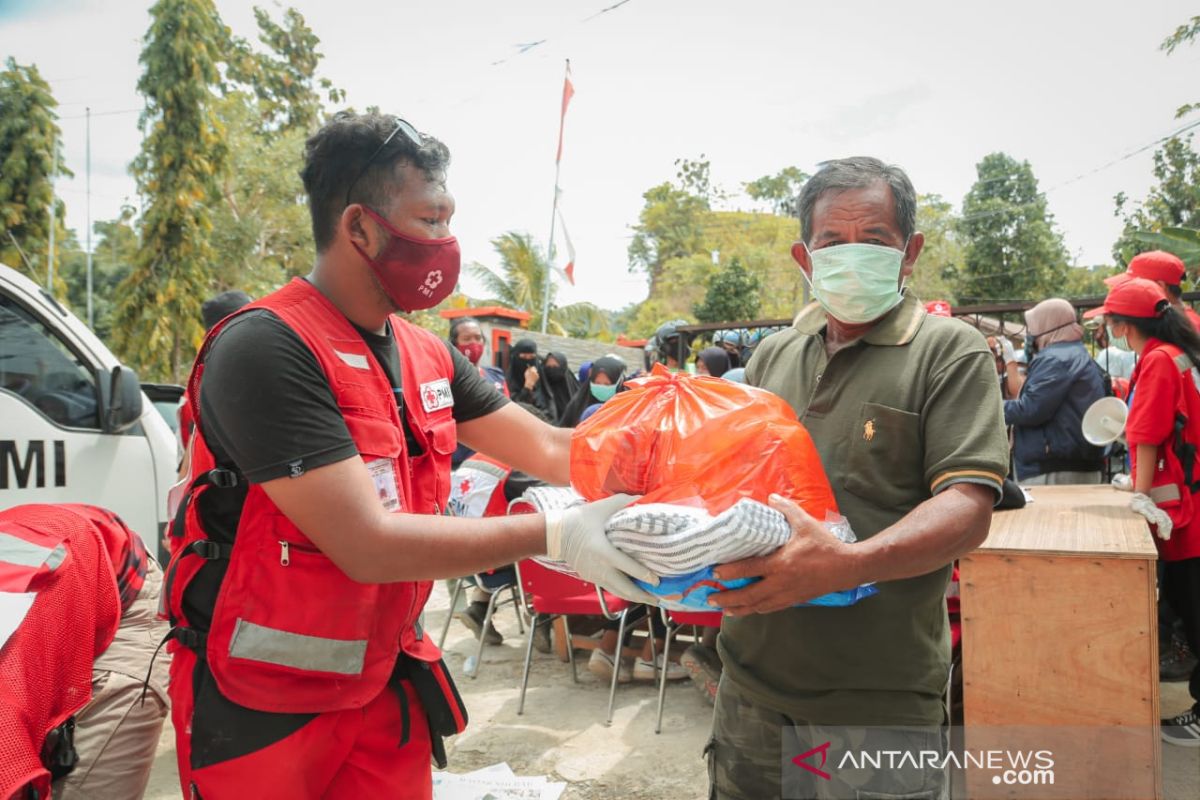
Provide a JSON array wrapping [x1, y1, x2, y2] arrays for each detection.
[[604, 498, 793, 577]]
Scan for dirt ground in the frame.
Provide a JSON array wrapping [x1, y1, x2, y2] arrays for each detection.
[[144, 583, 1199, 799], [143, 582, 713, 799]]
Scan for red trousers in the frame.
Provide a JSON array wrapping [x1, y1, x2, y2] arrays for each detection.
[[170, 648, 432, 799]]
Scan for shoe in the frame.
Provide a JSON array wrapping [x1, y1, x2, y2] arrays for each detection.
[[588, 648, 632, 683], [458, 601, 503, 646], [633, 654, 689, 681], [532, 620, 552, 654], [1161, 708, 1200, 747], [679, 644, 722, 703], [1160, 634, 1198, 683]]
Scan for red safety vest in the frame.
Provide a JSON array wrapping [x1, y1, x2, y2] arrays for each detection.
[[0, 504, 123, 800], [1129, 341, 1200, 561], [448, 454, 513, 519], [164, 278, 455, 714]]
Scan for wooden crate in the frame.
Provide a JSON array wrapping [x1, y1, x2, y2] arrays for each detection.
[[960, 485, 1162, 799]]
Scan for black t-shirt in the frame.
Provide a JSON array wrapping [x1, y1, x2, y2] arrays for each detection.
[[194, 307, 508, 543]]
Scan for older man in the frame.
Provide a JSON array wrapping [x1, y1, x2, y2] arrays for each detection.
[[708, 157, 1009, 799]]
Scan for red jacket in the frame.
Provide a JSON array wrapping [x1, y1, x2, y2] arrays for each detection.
[[1127, 339, 1200, 561], [164, 278, 455, 714], [0, 504, 125, 800]]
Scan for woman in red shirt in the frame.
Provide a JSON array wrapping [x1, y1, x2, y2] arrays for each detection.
[[1096, 276, 1200, 747]]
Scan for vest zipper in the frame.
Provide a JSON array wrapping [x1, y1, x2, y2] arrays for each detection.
[[279, 540, 290, 567]]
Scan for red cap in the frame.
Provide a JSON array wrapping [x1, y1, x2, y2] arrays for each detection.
[[1086, 277, 1170, 320], [1104, 250, 1186, 287], [924, 300, 952, 318]]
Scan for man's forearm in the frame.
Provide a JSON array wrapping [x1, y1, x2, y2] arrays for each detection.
[[849, 483, 994, 586], [350, 511, 548, 583]]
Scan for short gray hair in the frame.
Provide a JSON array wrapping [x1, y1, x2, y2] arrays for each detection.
[[797, 157, 917, 244]]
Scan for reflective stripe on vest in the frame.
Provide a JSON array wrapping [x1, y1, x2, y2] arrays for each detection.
[[0, 532, 67, 571], [1151, 484, 1182, 505], [228, 618, 367, 676]]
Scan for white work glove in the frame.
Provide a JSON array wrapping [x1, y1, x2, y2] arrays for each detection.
[[1130, 492, 1173, 541], [1000, 337, 1017, 365], [1110, 473, 1133, 492], [545, 494, 661, 605]]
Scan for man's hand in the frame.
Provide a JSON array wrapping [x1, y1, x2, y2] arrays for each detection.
[[1130, 492, 1172, 541], [546, 494, 660, 604], [709, 495, 860, 616], [524, 365, 540, 391]]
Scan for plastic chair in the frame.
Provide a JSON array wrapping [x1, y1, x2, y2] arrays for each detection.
[[515, 557, 650, 726], [654, 608, 723, 733], [437, 569, 526, 679]]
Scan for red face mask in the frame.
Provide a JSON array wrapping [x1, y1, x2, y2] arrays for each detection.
[[353, 207, 460, 312], [456, 341, 484, 365]]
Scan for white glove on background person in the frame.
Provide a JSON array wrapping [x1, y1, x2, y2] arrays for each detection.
[[1110, 473, 1133, 492], [1129, 492, 1172, 541], [545, 494, 661, 604], [1000, 337, 1017, 365]]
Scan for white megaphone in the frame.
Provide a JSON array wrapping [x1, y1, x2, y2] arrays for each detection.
[[1081, 396, 1128, 446]]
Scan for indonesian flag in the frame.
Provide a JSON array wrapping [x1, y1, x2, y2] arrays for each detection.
[[556, 61, 574, 164], [556, 201, 576, 286]]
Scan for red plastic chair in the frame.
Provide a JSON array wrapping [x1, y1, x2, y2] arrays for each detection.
[[515, 558, 639, 725], [654, 608, 723, 733]]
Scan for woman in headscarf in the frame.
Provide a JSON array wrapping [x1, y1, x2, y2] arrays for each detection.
[[1003, 298, 1107, 484], [695, 347, 731, 378], [540, 351, 578, 424], [559, 356, 626, 428], [506, 339, 552, 416]]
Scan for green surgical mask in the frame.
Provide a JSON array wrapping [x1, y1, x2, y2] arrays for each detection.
[[1107, 325, 1131, 352], [589, 383, 618, 402], [806, 242, 907, 324]]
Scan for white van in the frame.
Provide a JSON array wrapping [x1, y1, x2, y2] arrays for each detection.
[[0, 262, 177, 560]]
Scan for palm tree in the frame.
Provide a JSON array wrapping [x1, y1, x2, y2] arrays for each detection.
[[470, 231, 609, 338]]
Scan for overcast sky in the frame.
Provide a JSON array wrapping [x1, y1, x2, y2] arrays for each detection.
[[3, 0, 1198, 311]]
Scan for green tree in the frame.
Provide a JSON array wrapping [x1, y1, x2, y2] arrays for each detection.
[[0, 58, 70, 286], [60, 206, 138, 343], [1061, 264, 1122, 299], [1163, 15, 1200, 119], [627, 181, 708, 295], [908, 194, 962, 304], [225, 5, 344, 132], [1113, 135, 1200, 268], [113, 0, 228, 382], [694, 256, 762, 323], [956, 152, 1069, 304], [470, 231, 608, 337], [744, 166, 808, 216]]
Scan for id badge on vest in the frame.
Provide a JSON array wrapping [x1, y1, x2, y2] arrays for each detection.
[[367, 458, 403, 512]]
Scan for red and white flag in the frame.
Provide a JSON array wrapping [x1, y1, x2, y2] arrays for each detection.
[[555, 61, 574, 165], [556, 199, 576, 285], [551, 61, 576, 285]]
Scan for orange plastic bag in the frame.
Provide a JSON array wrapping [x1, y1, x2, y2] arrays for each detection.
[[570, 365, 839, 520]]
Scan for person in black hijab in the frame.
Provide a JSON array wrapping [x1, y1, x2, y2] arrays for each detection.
[[559, 355, 626, 428], [540, 351, 578, 424], [696, 347, 731, 378], [507, 339, 547, 412]]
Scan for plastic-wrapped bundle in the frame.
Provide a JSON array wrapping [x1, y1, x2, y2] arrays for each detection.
[[570, 365, 839, 519]]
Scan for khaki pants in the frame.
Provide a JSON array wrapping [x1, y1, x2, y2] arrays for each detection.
[[53, 559, 170, 800]]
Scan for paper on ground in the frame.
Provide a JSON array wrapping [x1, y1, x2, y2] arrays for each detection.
[[0, 591, 36, 652], [432, 761, 566, 800]]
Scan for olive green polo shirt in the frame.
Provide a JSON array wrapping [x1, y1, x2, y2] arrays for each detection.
[[718, 293, 1008, 726]]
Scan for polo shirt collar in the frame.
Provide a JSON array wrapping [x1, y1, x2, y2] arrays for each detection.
[[792, 293, 925, 347]]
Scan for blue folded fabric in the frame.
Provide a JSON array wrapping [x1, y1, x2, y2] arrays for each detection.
[[635, 566, 878, 612]]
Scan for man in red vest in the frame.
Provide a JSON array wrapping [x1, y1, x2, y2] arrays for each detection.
[[1, 504, 168, 800], [162, 112, 656, 799]]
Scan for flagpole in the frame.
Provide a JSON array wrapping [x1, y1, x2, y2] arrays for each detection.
[[541, 59, 571, 334]]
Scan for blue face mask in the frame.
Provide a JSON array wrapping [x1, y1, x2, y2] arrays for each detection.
[[589, 382, 618, 402]]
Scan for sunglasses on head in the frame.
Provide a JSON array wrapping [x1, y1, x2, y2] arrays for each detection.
[[344, 117, 424, 207]]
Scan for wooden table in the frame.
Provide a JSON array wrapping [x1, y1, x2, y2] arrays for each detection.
[[959, 485, 1162, 799]]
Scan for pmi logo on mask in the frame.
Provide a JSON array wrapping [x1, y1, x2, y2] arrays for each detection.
[[420, 270, 444, 297]]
